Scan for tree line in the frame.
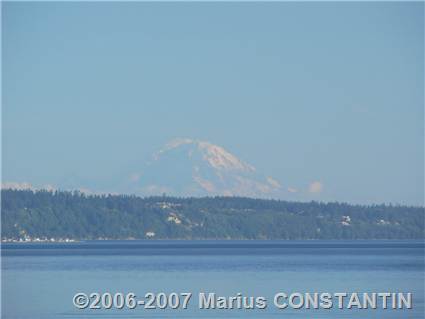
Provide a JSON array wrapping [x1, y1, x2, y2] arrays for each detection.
[[1, 189, 424, 240]]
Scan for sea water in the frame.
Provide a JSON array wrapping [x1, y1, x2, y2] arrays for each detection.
[[1, 240, 424, 318]]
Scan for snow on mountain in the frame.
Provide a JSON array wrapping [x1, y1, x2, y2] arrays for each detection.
[[126, 138, 283, 197]]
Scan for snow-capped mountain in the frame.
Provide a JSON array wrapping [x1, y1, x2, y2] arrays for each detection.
[[126, 138, 283, 197]]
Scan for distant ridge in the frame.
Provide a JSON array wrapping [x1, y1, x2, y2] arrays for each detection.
[[2, 189, 424, 241]]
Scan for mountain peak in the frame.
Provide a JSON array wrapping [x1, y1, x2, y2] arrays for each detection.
[[128, 138, 281, 197], [156, 138, 255, 173]]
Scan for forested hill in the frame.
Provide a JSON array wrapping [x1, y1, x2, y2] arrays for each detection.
[[1, 189, 424, 241]]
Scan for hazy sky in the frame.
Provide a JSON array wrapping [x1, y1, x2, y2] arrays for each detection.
[[3, 2, 424, 205]]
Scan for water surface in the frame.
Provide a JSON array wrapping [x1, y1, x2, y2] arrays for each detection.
[[2, 240, 424, 318]]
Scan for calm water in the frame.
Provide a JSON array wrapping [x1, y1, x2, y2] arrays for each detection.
[[1, 240, 424, 318]]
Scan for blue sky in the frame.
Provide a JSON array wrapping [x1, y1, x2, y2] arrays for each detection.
[[2, 2, 424, 205]]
